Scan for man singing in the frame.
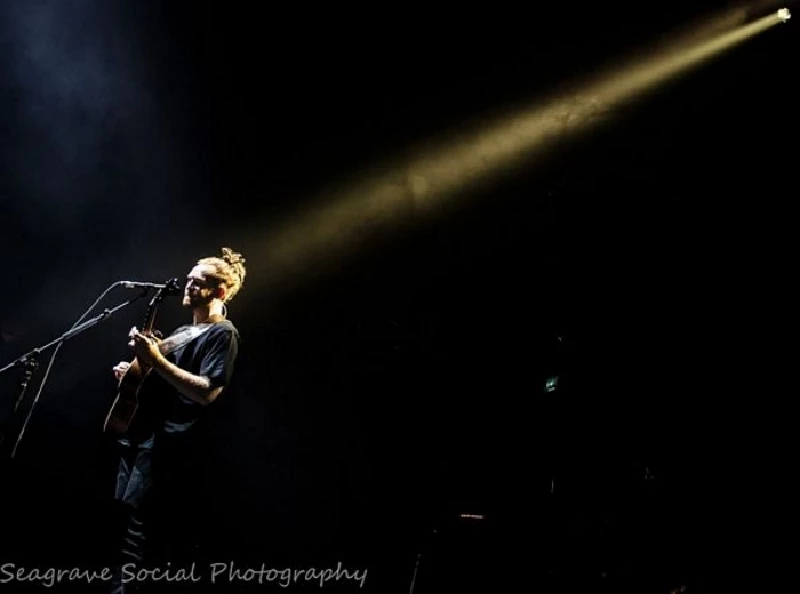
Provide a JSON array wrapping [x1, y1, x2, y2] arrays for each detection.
[[108, 247, 245, 593]]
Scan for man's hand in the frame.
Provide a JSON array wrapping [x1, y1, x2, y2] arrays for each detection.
[[129, 327, 163, 366], [113, 361, 131, 381]]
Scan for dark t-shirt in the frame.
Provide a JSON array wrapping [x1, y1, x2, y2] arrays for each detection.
[[121, 319, 239, 449]]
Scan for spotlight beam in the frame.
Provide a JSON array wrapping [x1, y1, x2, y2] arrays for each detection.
[[237, 10, 783, 303]]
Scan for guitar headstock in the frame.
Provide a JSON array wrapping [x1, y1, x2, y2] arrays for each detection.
[[142, 278, 181, 335]]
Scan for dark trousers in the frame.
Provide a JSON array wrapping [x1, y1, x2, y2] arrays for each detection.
[[110, 442, 153, 594], [109, 435, 201, 593]]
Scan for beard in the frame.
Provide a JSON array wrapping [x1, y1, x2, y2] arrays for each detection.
[[183, 292, 213, 308]]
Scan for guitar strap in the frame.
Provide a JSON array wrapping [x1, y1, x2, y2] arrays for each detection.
[[157, 323, 218, 357]]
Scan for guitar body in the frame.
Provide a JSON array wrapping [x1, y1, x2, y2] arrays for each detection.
[[103, 357, 154, 437]]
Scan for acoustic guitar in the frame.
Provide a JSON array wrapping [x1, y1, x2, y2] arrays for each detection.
[[103, 280, 179, 438]]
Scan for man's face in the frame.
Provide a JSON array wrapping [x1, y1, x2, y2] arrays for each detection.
[[183, 264, 219, 308]]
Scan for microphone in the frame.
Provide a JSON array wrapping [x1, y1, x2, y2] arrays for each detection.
[[117, 279, 182, 295]]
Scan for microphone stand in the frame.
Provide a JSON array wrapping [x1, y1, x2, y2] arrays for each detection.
[[11, 357, 38, 420], [0, 289, 150, 460], [0, 358, 38, 453]]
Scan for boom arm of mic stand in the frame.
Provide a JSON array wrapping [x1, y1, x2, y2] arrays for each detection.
[[0, 291, 149, 376]]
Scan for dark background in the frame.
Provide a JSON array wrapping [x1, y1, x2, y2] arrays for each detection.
[[1, 0, 795, 592]]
